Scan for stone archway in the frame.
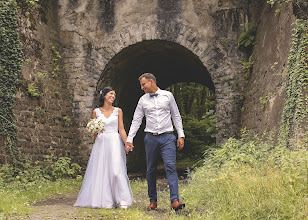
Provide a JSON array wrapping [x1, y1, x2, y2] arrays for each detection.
[[61, 23, 242, 139], [95, 39, 214, 115], [58, 1, 247, 164], [60, 24, 243, 154], [94, 39, 216, 171]]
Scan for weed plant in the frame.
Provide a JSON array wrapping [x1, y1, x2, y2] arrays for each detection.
[[0, 155, 82, 217], [183, 130, 308, 219]]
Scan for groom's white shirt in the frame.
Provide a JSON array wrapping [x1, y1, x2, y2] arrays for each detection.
[[127, 88, 185, 143]]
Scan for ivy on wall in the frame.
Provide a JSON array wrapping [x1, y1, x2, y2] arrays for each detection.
[[0, 0, 23, 163], [267, 0, 306, 5], [279, 19, 308, 146]]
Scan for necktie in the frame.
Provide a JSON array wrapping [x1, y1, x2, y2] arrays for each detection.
[[150, 93, 158, 97]]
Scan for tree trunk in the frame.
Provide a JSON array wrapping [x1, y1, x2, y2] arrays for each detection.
[[187, 83, 196, 115], [199, 86, 208, 119], [173, 83, 182, 113]]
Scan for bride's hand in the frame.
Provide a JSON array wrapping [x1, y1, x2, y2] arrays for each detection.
[[91, 132, 98, 139], [124, 145, 130, 154], [125, 142, 134, 154]]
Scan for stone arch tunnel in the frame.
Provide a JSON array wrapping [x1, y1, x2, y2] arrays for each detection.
[[95, 40, 215, 119], [4, 0, 297, 166], [94, 40, 216, 170], [57, 0, 248, 166]]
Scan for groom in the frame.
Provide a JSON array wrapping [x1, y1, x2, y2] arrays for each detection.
[[125, 73, 185, 211]]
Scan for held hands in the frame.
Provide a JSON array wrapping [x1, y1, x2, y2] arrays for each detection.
[[177, 137, 184, 150], [124, 142, 134, 154]]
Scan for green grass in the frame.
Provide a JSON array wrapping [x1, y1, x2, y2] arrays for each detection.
[[182, 136, 308, 219], [1, 135, 307, 219], [0, 179, 81, 218]]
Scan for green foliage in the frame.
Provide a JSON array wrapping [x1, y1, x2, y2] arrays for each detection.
[[0, 155, 81, 185], [167, 82, 216, 119], [259, 93, 269, 110], [19, 0, 39, 7], [183, 132, 308, 219], [266, 0, 307, 7], [62, 116, 71, 126], [267, 0, 290, 6], [178, 111, 216, 160], [51, 46, 62, 78], [241, 54, 254, 79], [167, 83, 216, 161], [238, 23, 257, 51], [279, 19, 308, 146], [267, 1, 308, 20], [26, 72, 47, 97], [42, 155, 81, 180], [54, 91, 61, 97], [0, 155, 81, 217], [0, 0, 23, 163], [27, 82, 41, 97]]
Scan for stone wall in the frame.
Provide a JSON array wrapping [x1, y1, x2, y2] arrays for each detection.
[[1, 0, 300, 167], [0, 1, 82, 164], [58, 0, 248, 144], [240, 2, 296, 138], [54, 0, 252, 168]]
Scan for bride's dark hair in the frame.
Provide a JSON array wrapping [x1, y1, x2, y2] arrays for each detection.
[[99, 86, 115, 106]]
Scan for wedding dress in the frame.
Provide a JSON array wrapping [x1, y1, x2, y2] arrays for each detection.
[[74, 107, 133, 208]]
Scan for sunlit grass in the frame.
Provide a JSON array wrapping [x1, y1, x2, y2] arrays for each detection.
[[0, 179, 81, 218], [1, 136, 307, 219], [182, 138, 308, 219]]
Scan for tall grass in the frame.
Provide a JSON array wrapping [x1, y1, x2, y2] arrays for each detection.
[[182, 132, 308, 219]]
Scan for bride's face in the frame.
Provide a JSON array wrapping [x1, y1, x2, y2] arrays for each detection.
[[104, 91, 116, 104]]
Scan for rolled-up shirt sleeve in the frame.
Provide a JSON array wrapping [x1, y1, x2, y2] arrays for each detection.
[[127, 98, 144, 143], [169, 93, 185, 139]]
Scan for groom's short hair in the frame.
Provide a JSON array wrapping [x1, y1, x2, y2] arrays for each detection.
[[139, 73, 156, 83]]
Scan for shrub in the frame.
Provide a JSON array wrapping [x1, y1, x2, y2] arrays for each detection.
[[238, 23, 257, 51], [178, 111, 216, 160], [0, 155, 81, 186]]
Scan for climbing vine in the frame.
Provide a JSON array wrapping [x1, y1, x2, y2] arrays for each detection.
[[267, 0, 306, 5], [279, 19, 308, 146], [0, 0, 23, 163]]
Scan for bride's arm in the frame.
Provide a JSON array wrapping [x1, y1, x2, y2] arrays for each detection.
[[118, 108, 127, 144]]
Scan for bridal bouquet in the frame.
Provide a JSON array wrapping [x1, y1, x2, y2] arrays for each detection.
[[86, 118, 105, 136]]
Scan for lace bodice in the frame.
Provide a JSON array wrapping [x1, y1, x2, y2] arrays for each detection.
[[95, 107, 119, 133]]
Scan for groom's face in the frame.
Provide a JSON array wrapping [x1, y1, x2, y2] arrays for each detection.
[[140, 77, 153, 93]]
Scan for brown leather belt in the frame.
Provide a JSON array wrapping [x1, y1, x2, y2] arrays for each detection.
[[147, 131, 173, 136]]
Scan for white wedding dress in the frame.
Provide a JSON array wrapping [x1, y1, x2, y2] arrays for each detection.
[[74, 107, 133, 208]]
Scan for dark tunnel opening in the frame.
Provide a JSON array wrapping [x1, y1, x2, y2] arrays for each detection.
[[95, 40, 215, 172]]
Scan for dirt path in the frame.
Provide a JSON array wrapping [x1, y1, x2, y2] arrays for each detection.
[[22, 191, 81, 220], [18, 179, 183, 219], [17, 168, 190, 220]]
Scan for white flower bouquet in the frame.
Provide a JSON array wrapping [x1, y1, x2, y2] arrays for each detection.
[[86, 118, 105, 136]]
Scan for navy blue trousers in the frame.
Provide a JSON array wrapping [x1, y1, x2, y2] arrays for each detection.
[[144, 133, 179, 203]]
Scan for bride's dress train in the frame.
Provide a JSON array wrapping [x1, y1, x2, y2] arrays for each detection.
[[74, 107, 133, 208]]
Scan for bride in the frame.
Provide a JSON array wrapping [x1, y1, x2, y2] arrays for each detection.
[[74, 87, 133, 209]]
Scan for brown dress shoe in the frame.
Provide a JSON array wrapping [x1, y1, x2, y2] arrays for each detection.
[[171, 199, 185, 211], [147, 201, 157, 210]]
